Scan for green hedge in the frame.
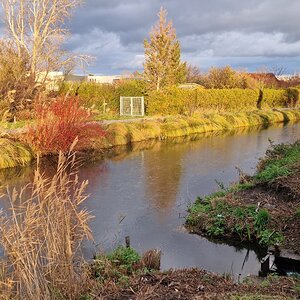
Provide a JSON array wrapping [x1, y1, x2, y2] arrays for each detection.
[[147, 87, 299, 115], [286, 88, 299, 107], [147, 87, 260, 115], [263, 89, 286, 108], [59, 80, 146, 114], [263, 88, 299, 108], [59, 82, 299, 116]]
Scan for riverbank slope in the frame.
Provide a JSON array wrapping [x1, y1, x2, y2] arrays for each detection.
[[104, 109, 300, 146], [0, 108, 300, 170], [186, 139, 300, 253]]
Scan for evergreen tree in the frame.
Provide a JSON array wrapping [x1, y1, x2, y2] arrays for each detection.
[[144, 7, 186, 91]]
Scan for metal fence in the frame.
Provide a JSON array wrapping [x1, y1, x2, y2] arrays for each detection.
[[120, 96, 145, 117]]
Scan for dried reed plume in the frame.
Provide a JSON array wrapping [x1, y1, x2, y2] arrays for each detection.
[[0, 142, 93, 299]]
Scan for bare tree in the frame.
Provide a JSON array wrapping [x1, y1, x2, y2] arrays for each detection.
[[186, 64, 202, 83], [0, 0, 86, 80], [271, 66, 286, 77]]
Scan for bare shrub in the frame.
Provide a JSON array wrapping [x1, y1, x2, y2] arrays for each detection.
[[201, 66, 246, 89], [0, 41, 37, 121], [0, 148, 93, 299], [24, 96, 106, 154], [186, 64, 203, 84]]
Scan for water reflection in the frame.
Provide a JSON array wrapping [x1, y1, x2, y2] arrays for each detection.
[[144, 143, 183, 213]]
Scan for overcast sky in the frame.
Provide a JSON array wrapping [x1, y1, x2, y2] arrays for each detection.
[[2, 0, 300, 75], [65, 0, 300, 75]]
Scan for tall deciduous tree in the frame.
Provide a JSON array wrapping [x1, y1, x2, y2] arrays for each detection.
[[0, 0, 86, 80], [144, 7, 186, 91]]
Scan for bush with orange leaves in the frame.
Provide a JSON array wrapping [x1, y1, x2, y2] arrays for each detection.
[[26, 96, 106, 154]]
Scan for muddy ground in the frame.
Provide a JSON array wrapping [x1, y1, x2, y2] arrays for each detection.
[[237, 172, 300, 253], [95, 269, 299, 299]]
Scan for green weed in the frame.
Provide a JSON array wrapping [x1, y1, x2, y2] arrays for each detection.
[[258, 230, 284, 246], [254, 210, 270, 231], [92, 246, 141, 286], [187, 197, 282, 246], [106, 246, 140, 273], [256, 141, 300, 182]]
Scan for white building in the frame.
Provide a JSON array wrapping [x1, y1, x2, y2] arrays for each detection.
[[87, 75, 126, 84], [35, 72, 136, 91], [36, 71, 65, 91], [276, 74, 300, 81]]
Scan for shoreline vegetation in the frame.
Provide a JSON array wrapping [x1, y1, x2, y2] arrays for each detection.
[[0, 108, 300, 170], [1, 139, 299, 299], [0, 137, 34, 169], [186, 139, 300, 253]]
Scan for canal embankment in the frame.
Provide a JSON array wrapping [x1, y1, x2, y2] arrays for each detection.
[[1, 108, 300, 170]]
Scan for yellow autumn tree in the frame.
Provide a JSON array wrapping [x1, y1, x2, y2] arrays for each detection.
[[144, 7, 186, 91]]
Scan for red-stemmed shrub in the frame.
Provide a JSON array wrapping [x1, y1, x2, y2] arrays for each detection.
[[25, 96, 106, 154]]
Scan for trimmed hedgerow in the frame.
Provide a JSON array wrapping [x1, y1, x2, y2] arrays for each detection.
[[147, 87, 297, 116], [59, 80, 147, 115], [59, 82, 298, 117]]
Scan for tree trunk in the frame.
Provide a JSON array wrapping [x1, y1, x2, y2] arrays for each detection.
[[257, 89, 263, 109]]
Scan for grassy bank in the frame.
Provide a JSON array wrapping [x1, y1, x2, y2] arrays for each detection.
[[186, 140, 300, 251], [0, 138, 34, 169], [104, 109, 300, 147], [1, 108, 300, 170]]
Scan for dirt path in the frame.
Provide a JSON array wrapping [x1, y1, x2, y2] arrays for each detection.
[[0, 116, 165, 136]]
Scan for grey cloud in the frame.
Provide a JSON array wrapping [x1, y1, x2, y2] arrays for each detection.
[[70, 0, 300, 44], [1, 0, 299, 73], [181, 32, 300, 57], [68, 28, 144, 74], [65, 0, 300, 73]]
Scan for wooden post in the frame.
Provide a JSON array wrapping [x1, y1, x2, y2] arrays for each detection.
[[141, 96, 145, 116], [120, 96, 123, 116], [103, 100, 107, 114], [259, 255, 270, 277], [125, 236, 130, 248]]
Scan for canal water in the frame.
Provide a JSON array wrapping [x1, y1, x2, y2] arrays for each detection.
[[0, 122, 299, 279]]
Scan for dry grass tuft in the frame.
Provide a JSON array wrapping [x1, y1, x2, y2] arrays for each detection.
[[106, 123, 130, 146], [138, 249, 161, 271], [0, 138, 33, 169], [0, 144, 93, 299]]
